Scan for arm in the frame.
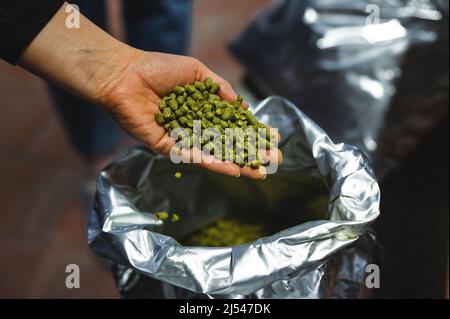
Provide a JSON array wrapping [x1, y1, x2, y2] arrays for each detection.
[[18, 3, 133, 106], [15, 3, 279, 179]]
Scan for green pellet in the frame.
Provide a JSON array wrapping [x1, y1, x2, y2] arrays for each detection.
[[203, 103, 212, 113], [215, 108, 224, 116], [171, 214, 180, 222], [209, 94, 220, 103], [185, 84, 196, 94], [192, 92, 203, 101], [234, 96, 243, 109], [170, 120, 180, 129], [216, 101, 227, 108], [179, 116, 188, 125], [205, 111, 214, 120], [205, 77, 213, 90], [174, 171, 182, 179], [167, 99, 178, 110], [173, 86, 185, 95], [209, 82, 220, 94], [222, 108, 233, 121], [155, 112, 165, 125], [194, 81, 206, 91], [245, 111, 258, 125], [159, 99, 167, 110], [180, 104, 189, 114], [176, 95, 185, 105], [186, 97, 196, 108], [175, 109, 183, 118], [163, 107, 173, 119], [155, 212, 169, 220]]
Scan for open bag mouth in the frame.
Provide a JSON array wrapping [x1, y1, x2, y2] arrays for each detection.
[[88, 96, 380, 296]]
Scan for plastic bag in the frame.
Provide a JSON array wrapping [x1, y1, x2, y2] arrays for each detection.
[[88, 96, 380, 298]]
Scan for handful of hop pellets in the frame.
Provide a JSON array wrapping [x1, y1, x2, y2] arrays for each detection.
[[186, 218, 265, 247], [155, 78, 274, 169]]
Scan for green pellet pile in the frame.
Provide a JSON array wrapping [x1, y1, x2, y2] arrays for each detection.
[[155, 78, 275, 168], [186, 218, 265, 247]]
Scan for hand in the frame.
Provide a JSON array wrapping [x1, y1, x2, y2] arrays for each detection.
[[17, 3, 281, 179], [96, 50, 281, 179]]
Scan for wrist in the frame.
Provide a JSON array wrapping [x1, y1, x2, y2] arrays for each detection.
[[86, 43, 143, 107], [17, 2, 143, 108]]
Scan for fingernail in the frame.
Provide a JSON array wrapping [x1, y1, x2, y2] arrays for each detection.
[[261, 174, 267, 180], [236, 172, 241, 177]]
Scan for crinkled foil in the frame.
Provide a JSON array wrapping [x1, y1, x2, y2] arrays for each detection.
[[229, 0, 448, 157], [88, 96, 380, 298]]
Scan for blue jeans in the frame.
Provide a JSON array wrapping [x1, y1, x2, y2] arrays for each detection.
[[48, 0, 192, 158]]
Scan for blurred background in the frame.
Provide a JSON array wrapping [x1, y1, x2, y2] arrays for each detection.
[[0, 0, 448, 298]]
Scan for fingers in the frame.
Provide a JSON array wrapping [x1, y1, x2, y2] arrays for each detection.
[[170, 144, 242, 177], [206, 72, 250, 109], [270, 126, 281, 142], [157, 135, 271, 179], [241, 165, 267, 180], [150, 129, 176, 157], [202, 70, 237, 100], [199, 158, 242, 178], [199, 156, 267, 180], [199, 68, 250, 108], [152, 120, 282, 180], [261, 147, 283, 166]]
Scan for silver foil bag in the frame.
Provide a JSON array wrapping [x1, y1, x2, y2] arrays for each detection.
[[229, 0, 448, 158], [88, 96, 381, 298]]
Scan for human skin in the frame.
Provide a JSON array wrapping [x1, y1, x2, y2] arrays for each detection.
[[18, 2, 281, 179]]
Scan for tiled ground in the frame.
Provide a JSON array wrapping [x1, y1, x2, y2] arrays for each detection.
[[0, 0, 269, 298]]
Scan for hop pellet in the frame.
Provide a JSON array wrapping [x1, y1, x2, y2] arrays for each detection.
[[186, 218, 265, 247], [155, 78, 275, 168]]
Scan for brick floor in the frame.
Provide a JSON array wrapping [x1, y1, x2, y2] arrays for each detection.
[[0, 0, 269, 298]]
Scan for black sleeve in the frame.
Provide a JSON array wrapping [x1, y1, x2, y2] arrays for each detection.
[[0, 0, 65, 65]]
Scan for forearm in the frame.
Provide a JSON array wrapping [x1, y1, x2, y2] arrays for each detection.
[[17, 2, 138, 105]]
